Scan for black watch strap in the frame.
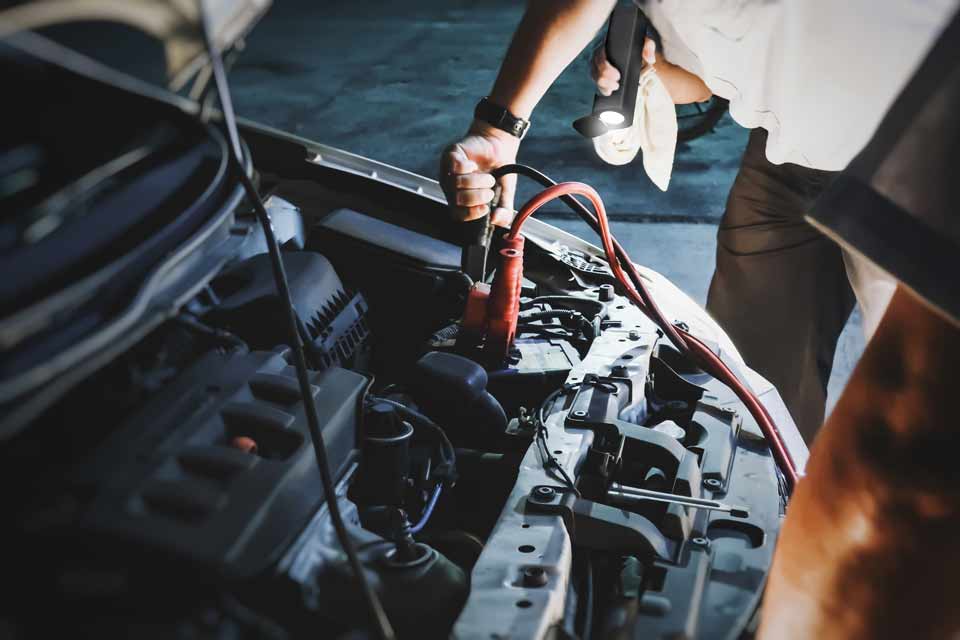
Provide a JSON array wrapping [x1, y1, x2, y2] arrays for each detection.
[[474, 97, 530, 140]]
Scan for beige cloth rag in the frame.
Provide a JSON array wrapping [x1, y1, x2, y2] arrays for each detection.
[[593, 66, 677, 191]]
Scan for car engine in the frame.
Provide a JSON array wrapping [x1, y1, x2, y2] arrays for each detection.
[[0, 34, 796, 640], [2, 206, 786, 638]]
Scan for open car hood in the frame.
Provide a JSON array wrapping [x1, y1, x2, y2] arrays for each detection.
[[0, 0, 270, 89]]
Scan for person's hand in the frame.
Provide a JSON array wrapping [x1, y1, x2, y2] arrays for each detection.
[[591, 36, 655, 96], [590, 37, 712, 104], [439, 122, 519, 227]]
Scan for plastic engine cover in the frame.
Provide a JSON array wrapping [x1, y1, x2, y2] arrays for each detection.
[[10, 350, 366, 583]]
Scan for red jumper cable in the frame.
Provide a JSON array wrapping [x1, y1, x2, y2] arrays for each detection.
[[473, 180, 799, 491]]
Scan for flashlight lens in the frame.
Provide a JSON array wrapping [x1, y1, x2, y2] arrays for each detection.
[[598, 110, 625, 126]]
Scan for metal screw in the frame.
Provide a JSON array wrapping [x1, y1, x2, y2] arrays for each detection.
[[611, 364, 628, 377], [598, 284, 614, 302], [691, 537, 710, 548], [703, 478, 722, 490], [628, 330, 640, 341], [571, 410, 587, 419], [532, 486, 556, 502], [521, 566, 549, 588]]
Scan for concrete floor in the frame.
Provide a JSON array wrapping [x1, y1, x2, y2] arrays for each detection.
[[229, 0, 863, 414]]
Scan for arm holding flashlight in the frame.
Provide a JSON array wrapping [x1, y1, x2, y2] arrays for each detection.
[[591, 38, 711, 104], [440, 0, 616, 224], [440, 0, 711, 223]]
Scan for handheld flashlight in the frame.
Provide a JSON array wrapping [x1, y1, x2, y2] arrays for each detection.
[[573, 5, 648, 139]]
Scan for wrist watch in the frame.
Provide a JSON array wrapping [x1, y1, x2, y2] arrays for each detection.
[[474, 97, 531, 140]]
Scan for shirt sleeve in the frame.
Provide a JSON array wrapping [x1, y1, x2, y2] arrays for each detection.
[[807, 10, 960, 324]]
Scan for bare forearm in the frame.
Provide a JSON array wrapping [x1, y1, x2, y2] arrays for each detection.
[[656, 58, 712, 104], [760, 286, 960, 639], [488, 0, 616, 119]]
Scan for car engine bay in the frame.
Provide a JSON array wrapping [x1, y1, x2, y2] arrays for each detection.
[[0, 34, 797, 640]]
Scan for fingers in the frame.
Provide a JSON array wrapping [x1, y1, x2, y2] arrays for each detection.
[[596, 73, 620, 96], [454, 173, 496, 190], [491, 207, 514, 228], [452, 170, 495, 207], [439, 144, 465, 199], [642, 37, 656, 66], [438, 132, 518, 224], [447, 143, 479, 175], [590, 44, 620, 96], [440, 139, 490, 215], [442, 136, 493, 181], [445, 162, 497, 208], [591, 38, 655, 97], [455, 187, 496, 207]]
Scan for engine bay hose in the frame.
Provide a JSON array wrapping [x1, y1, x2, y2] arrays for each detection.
[[491, 165, 799, 492]]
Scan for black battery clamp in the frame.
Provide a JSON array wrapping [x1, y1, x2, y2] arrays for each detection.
[[573, 5, 648, 139]]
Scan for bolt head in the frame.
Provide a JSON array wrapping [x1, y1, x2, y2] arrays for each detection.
[[691, 537, 710, 547], [704, 478, 722, 489], [522, 566, 549, 587], [572, 410, 587, 418], [533, 486, 556, 502]]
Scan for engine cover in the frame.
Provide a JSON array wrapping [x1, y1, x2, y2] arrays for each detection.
[[12, 350, 366, 583], [209, 252, 371, 370]]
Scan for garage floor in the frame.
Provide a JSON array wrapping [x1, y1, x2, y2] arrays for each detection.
[[228, 0, 864, 414]]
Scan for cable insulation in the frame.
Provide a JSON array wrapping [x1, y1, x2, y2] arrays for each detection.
[[409, 484, 443, 534]]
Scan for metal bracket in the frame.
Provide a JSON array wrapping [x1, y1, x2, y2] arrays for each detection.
[[526, 485, 671, 560]]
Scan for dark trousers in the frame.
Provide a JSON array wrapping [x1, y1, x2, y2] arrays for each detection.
[[707, 129, 856, 442]]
